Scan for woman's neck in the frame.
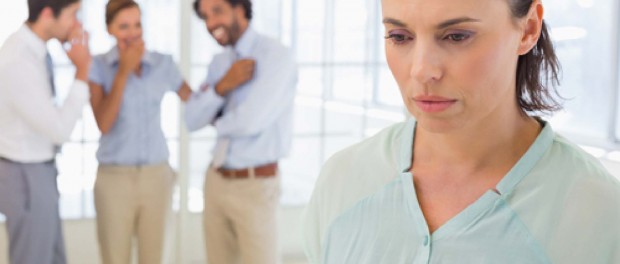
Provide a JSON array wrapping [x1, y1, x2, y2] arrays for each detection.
[[412, 111, 542, 178]]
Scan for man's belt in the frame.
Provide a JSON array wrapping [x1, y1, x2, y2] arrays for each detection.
[[217, 162, 278, 179]]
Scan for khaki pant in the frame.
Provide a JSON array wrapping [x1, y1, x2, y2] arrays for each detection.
[[94, 163, 175, 264], [204, 166, 281, 264]]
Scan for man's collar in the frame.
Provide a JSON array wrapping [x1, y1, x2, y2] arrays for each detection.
[[232, 27, 257, 58], [19, 24, 48, 60]]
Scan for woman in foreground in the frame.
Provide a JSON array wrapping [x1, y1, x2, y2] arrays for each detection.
[[303, 0, 620, 263]]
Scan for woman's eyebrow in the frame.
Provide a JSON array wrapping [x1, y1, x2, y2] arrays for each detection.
[[382, 17, 481, 29], [436, 17, 481, 29], [382, 17, 408, 27]]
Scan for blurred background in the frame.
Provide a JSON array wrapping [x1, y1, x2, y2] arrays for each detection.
[[0, 0, 619, 263]]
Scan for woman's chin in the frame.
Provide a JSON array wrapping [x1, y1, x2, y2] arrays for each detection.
[[412, 114, 466, 135]]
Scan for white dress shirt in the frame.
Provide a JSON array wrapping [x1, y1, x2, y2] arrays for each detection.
[[185, 28, 298, 169], [0, 25, 89, 163]]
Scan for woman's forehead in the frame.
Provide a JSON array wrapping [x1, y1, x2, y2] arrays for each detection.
[[381, 0, 511, 27]]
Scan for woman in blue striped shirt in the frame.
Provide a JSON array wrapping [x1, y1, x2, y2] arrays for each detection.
[[88, 1, 192, 263]]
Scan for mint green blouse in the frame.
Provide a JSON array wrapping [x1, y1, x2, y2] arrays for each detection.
[[304, 118, 620, 264]]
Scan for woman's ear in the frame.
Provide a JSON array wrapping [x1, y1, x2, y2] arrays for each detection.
[[517, 0, 544, 55]]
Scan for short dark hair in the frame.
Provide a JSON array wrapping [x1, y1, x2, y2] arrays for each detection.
[[105, 0, 140, 25], [508, 0, 563, 114], [27, 0, 80, 23], [193, 0, 253, 20]]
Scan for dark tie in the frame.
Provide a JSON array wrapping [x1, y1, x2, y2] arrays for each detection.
[[45, 52, 61, 154], [214, 51, 239, 120], [45, 52, 56, 96]]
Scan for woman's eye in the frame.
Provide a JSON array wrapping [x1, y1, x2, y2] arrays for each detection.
[[385, 33, 412, 45], [444, 33, 471, 42]]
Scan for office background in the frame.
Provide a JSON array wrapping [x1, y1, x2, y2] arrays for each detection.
[[0, 0, 619, 263]]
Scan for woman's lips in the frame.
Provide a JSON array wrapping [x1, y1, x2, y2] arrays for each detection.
[[413, 96, 457, 113]]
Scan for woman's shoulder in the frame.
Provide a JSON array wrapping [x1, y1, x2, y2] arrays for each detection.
[[547, 134, 618, 184], [503, 130, 620, 262], [524, 131, 620, 206], [531, 134, 620, 262], [311, 120, 412, 207], [304, 120, 412, 262], [321, 120, 410, 179]]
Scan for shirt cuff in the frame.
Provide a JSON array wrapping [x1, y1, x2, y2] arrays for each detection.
[[71, 79, 90, 101], [203, 85, 225, 104]]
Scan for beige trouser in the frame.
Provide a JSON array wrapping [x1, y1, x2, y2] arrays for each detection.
[[94, 162, 175, 264], [204, 166, 281, 264]]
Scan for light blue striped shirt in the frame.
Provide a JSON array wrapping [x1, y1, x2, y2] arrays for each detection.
[[185, 28, 298, 169], [89, 48, 184, 165], [304, 118, 620, 264]]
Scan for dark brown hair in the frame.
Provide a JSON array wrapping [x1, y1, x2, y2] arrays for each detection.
[[509, 0, 562, 114], [27, 0, 80, 22], [193, 0, 253, 20], [105, 0, 139, 25]]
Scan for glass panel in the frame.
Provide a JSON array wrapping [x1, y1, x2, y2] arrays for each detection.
[[57, 142, 97, 219], [138, 0, 180, 58], [323, 101, 366, 158], [545, 0, 617, 141], [333, 0, 370, 63], [331, 66, 372, 103], [295, 0, 325, 63], [162, 94, 181, 139], [0, 1, 27, 43], [252, 0, 282, 39], [377, 66, 402, 107], [280, 0, 294, 47], [297, 66, 324, 97], [280, 137, 322, 205], [81, 107, 102, 142], [83, 0, 111, 55], [293, 98, 323, 135], [187, 139, 215, 213]]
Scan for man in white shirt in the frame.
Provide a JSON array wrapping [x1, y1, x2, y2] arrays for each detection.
[[0, 0, 91, 263]]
